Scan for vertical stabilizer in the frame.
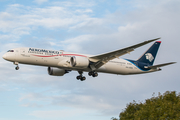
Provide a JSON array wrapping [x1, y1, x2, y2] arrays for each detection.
[[137, 41, 161, 65]]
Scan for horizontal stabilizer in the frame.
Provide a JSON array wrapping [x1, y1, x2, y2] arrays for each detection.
[[144, 62, 176, 69]]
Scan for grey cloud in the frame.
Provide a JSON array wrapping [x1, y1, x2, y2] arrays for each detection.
[[0, 3, 95, 43]]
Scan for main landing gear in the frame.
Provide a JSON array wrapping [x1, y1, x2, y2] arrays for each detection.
[[14, 62, 19, 70], [76, 71, 86, 81], [76, 71, 98, 81], [88, 71, 98, 77]]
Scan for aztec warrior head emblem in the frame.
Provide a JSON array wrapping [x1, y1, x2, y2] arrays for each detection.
[[145, 53, 154, 62]]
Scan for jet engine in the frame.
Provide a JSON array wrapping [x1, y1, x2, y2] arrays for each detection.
[[70, 56, 89, 68], [48, 67, 66, 76]]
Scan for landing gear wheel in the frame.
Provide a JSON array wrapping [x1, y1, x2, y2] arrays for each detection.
[[88, 72, 93, 76], [88, 71, 98, 77], [76, 75, 82, 80], [15, 66, 19, 70], [81, 76, 86, 81], [93, 72, 98, 77]]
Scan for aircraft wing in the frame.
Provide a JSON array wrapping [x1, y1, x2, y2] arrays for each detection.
[[144, 62, 176, 69], [89, 38, 161, 70]]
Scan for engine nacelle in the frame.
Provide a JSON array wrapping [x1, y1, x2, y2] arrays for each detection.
[[70, 56, 89, 68], [48, 67, 66, 76]]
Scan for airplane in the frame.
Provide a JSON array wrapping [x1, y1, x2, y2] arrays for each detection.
[[2, 38, 176, 81]]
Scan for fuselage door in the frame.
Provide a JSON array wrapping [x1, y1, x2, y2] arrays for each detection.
[[20, 48, 30, 58], [20, 49, 25, 55], [55, 55, 59, 59], [55, 51, 63, 59], [14, 49, 19, 61]]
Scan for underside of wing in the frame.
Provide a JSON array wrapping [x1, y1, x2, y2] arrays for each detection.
[[88, 38, 161, 70]]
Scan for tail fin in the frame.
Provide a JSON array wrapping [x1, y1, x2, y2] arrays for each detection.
[[137, 41, 161, 65]]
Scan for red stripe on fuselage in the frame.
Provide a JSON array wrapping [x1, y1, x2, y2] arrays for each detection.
[[31, 54, 58, 57], [31, 54, 87, 57]]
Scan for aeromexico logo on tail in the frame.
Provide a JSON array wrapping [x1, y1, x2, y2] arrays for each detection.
[[145, 53, 154, 62]]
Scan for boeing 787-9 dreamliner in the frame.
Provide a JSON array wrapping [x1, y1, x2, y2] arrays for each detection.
[[2, 38, 176, 81]]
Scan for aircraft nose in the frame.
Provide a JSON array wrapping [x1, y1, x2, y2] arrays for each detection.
[[2, 54, 6, 59]]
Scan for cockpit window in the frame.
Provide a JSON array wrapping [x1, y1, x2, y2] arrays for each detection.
[[7, 50, 14, 52]]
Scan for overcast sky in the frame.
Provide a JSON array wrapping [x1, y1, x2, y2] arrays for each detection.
[[0, 0, 179, 120]]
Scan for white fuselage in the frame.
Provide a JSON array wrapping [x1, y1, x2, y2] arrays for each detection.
[[3, 47, 158, 75]]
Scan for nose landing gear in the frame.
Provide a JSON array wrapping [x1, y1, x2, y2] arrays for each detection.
[[14, 62, 19, 70], [15, 66, 19, 70]]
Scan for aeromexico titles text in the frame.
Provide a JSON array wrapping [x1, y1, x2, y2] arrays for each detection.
[[28, 48, 62, 55]]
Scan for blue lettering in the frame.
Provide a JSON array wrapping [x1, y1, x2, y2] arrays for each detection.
[[28, 48, 60, 54]]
